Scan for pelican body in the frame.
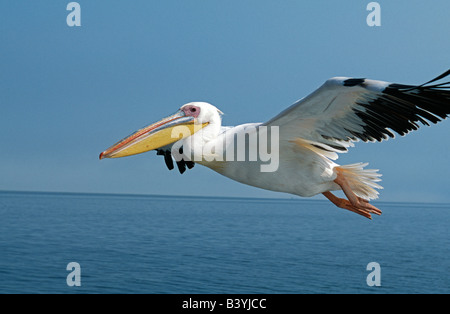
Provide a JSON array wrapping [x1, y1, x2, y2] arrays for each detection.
[[100, 70, 450, 219]]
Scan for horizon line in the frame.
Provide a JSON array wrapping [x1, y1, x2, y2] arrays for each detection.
[[1, 189, 449, 206]]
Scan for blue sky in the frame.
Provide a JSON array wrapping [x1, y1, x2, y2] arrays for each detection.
[[1, 1, 449, 202]]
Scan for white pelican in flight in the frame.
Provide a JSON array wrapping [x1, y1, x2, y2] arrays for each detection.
[[100, 70, 450, 219]]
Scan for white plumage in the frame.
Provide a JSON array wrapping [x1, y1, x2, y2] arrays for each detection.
[[100, 70, 450, 219]]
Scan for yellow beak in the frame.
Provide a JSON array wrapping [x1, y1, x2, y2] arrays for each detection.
[[99, 110, 208, 159]]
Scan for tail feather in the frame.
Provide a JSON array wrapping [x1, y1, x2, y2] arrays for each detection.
[[336, 163, 383, 200]]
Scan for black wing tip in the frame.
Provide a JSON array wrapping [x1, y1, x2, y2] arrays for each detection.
[[157, 148, 195, 174], [176, 160, 186, 174], [176, 159, 195, 174], [353, 69, 450, 142], [156, 150, 175, 171], [344, 69, 450, 91], [389, 69, 450, 91], [418, 69, 450, 88]]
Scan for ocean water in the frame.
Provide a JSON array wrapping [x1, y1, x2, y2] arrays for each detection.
[[0, 191, 448, 294]]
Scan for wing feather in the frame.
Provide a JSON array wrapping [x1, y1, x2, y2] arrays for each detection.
[[264, 70, 450, 154]]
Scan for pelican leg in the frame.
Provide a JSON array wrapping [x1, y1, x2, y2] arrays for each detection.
[[323, 173, 382, 219]]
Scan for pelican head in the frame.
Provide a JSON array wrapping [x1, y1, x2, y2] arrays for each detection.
[[99, 102, 222, 159]]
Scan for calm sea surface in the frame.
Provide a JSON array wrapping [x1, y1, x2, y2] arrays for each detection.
[[0, 191, 448, 294]]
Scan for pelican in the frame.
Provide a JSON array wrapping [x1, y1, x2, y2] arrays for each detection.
[[100, 70, 450, 219]]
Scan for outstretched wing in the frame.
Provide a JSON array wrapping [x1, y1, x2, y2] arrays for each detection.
[[264, 70, 450, 158]]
